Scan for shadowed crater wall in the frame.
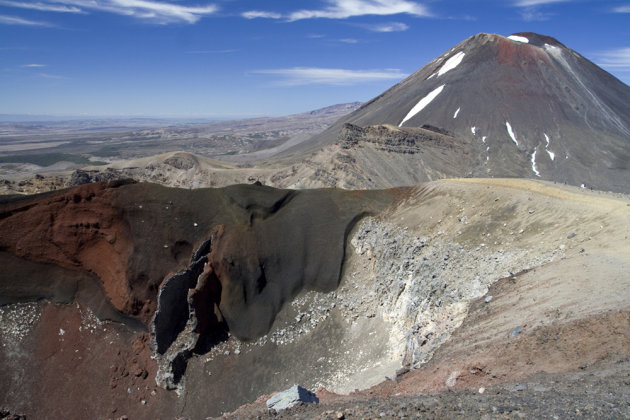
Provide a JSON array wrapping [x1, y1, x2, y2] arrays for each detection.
[[150, 184, 395, 388]]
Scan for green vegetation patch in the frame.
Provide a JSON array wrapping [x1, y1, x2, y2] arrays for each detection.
[[0, 153, 107, 167], [92, 146, 121, 157]]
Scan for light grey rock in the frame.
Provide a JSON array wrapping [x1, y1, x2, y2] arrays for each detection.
[[509, 326, 522, 338], [348, 217, 556, 370], [266, 385, 319, 411], [508, 383, 529, 392]]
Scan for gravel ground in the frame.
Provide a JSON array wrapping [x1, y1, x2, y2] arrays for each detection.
[[220, 357, 630, 419]]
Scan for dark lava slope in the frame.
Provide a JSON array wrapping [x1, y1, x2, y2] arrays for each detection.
[[283, 32, 630, 192]]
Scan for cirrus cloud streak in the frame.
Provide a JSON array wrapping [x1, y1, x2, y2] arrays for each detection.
[[0, 1, 83, 13], [242, 0, 430, 21], [0, 14, 54, 26], [514, 0, 570, 6], [361, 21, 409, 32], [252, 67, 408, 86], [595, 47, 630, 71], [0, 0, 218, 24]]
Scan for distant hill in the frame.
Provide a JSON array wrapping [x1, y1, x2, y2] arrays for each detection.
[[0, 103, 362, 194]]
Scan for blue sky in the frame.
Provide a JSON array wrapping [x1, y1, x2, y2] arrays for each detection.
[[1, 0, 629, 119]]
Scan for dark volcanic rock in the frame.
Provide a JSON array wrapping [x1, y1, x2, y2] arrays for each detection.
[[209, 185, 373, 340], [339, 123, 456, 154], [69, 169, 122, 186], [144, 183, 393, 388], [153, 237, 216, 355], [0, 408, 26, 420]]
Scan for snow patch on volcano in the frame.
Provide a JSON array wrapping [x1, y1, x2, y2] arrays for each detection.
[[531, 149, 541, 177], [471, 126, 476, 135], [482, 136, 489, 161], [453, 107, 460, 119], [544, 43, 559, 53], [506, 122, 519, 146], [544, 133, 555, 161], [399, 85, 445, 127], [438, 52, 465, 77], [508, 35, 529, 44]]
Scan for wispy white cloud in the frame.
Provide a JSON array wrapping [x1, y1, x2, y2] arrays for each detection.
[[514, 0, 570, 6], [361, 21, 409, 32], [613, 5, 630, 13], [513, 0, 571, 21], [21, 63, 47, 67], [289, 0, 430, 20], [519, 8, 552, 20], [0, 1, 82, 13], [0, 14, 54, 26], [1, 0, 219, 24], [243, 0, 430, 21], [595, 47, 630, 71], [339, 38, 359, 44], [242, 10, 282, 19], [252, 67, 407, 86]]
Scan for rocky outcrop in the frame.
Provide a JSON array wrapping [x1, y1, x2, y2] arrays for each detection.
[[69, 168, 124, 186], [346, 216, 557, 370], [152, 231, 226, 391], [266, 385, 318, 411], [338, 123, 456, 154], [0, 408, 26, 420]]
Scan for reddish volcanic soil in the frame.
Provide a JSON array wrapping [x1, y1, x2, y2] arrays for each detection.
[[0, 301, 177, 419], [0, 181, 137, 315]]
